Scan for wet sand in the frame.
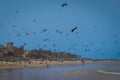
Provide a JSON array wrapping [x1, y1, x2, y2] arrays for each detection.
[[64, 62, 120, 80], [64, 68, 120, 78], [0, 61, 120, 80]]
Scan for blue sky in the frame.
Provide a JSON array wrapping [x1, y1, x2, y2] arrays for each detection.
[[0, 0, 120, 60]]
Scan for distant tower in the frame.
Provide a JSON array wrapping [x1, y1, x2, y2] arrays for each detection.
[[5, 42, 14, 51], [5, 42, 14, 48]]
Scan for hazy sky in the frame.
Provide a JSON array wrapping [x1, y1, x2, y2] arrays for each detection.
[[0, 0, 120, 60]]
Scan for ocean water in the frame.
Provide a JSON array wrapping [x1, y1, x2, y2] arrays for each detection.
[[0, 62, 120, 80]]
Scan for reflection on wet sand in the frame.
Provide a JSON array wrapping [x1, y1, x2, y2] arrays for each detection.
[[64, 62, 120, 79]]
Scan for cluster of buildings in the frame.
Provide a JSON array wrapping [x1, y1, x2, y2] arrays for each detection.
[[0, 42, 24, 57], [0, 42, 79, 61]]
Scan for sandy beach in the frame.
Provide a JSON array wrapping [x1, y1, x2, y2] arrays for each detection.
[[0, 60, 82, 68], [0, 60, 118, 68]]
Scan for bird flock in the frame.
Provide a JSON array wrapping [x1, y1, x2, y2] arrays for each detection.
[[0, 2, 120, 59]]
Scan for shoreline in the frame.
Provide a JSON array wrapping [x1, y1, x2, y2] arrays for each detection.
[[0, 60, 82, 68], [0, 60, 119, 68]]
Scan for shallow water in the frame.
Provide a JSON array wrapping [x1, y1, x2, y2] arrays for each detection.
[[0, 62, 120, 80]]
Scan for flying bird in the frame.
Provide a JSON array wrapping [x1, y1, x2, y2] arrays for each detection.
[[90, 43, 93, 45], [59, 31, 62, 34], [85, 45, 88, 47], [101, 53, 104, 55], [16, 33, 21, 37], [102, 41, 105, 44], [85, 49, 87, 52], [88, 49, 90, 52], [71, 27, 78, 32], [8, 32, 11, 35], [44, 45, 47, 47], [56, 30, 59, 33], [33, 19, 36, 22], [23, 43, 26, 46], [114, 41, 118, 43], [53, 49, 56, 51], [16, 10, 19, 14], [82, 44, 85, 47], [66, 33, 69, 36], [117, 52, 119, 55], [25, 32, 30, 36], [33, 32, 36, 35], [43, 28, 47, 32], [61, 3, 68, 7], [113, 34, 117, 37], [37, 45, 40, 47], [12, 25, 16, 27], [53, 44, 55, 47], [13, 16, 16, 19]]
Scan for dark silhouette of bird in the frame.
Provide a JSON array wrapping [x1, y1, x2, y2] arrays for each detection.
[[71, 27, 78, 32], [8, 32, 11, 35], [14, 31, 18, 33], [85, 49, 87, 52], [0, 44, 3, 47], [59, 31, 62, 34], [44, 45, 47, 47], [71, 45, 74, 48], [56, 30, 59, 33], [114, 41, 118, 43], [66, 33, 69, 36], [33, 19, 36, 22], [46, 38, 50, 41], [13, 16, 16, 19], [56, 29, 63, 35], [57, 49, 60, 51], [12, 25, 15, 27], [113, 34, 117, 37], [16, 33, 21, 37], [61, 3, 68, 7], [102, 41, 105, 44], [43, 39, 46, 42], [33, 32, 36, 35], [53, 44, 55, 47], [90, 43, 93, 45], [117, 52, 119, 55], [40, 31, 42, 34], [25, 32, 29, 36], [85, 45, 88, 47], [68, 48, 71, 50], [87, 49, 90, 52], [82, 44, 84, 47], [53, 49, 56, 51], [43, 28, 47, 32], [23, 43, 26, 46], [16, 10, 19, 14], [93, 30, 97, 32], [37, 45, 40, 47], [43, 38, 50, 42], [101, 53, 104, 55]]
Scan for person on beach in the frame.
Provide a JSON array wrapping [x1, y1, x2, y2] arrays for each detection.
[[81, 58, 85, 65], [45, 61, 50, 68]]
